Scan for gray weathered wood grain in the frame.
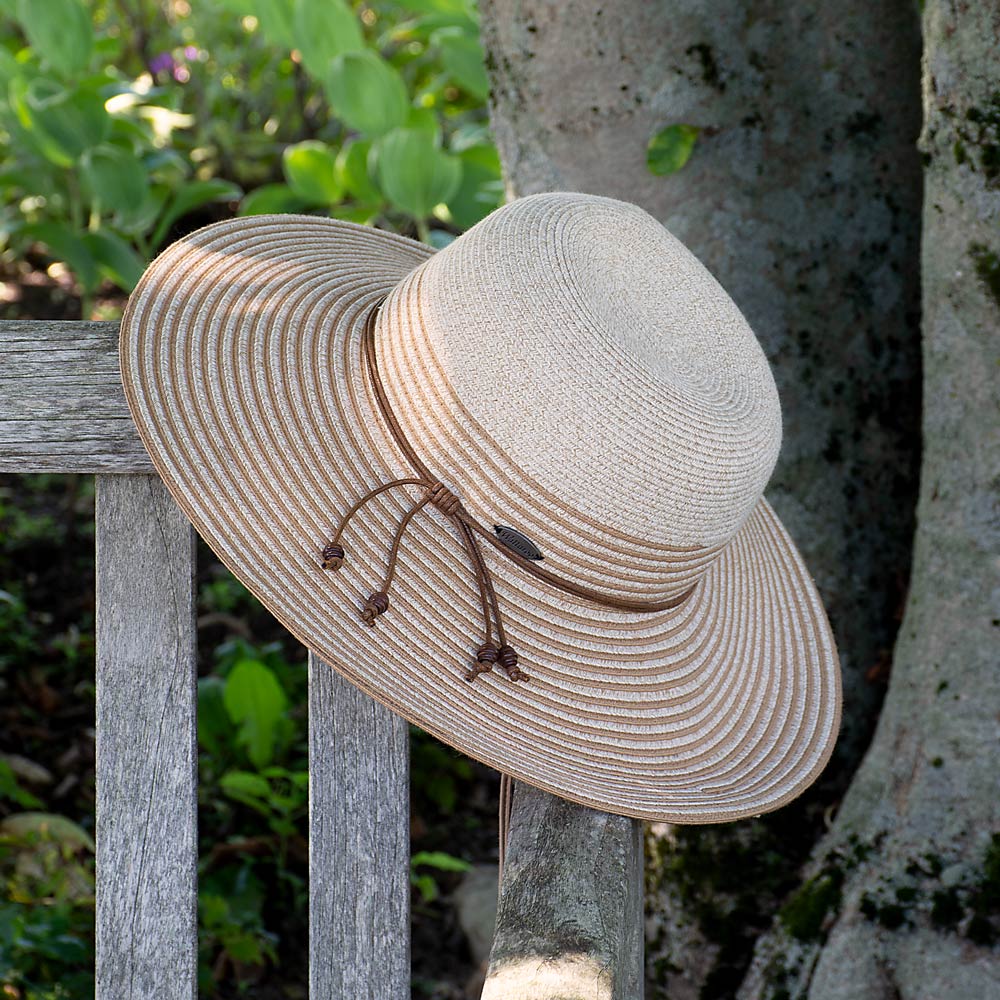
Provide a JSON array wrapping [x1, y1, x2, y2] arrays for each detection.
[[483, 782, 644, 1000], [0, 320, 152, 473], [308, 655, 410, 999], [95, 474, 197, 1000]]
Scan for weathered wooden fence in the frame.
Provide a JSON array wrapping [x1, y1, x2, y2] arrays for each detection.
[[0, 319, 643, 1000]]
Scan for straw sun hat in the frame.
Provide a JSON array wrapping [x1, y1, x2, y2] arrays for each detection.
[[120, 191, 841, 823]]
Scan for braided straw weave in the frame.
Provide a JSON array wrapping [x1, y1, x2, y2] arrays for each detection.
[[119, 192, 841, 821]]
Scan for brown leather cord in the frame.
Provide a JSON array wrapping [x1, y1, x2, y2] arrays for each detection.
[[319, 296, 696, 683]]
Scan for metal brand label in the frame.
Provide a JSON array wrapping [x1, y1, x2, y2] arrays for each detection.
[[494, 525, 544, 561]]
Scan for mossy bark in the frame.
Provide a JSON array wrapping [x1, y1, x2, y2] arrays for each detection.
[[479, 0, 924, 995], [740, 1, 1000, 994]]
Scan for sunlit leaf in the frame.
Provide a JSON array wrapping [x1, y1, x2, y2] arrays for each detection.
[[647, 124, 700, 176], [335, 139, 381, 203], [406, 105, 440, 136], [393, 0, 472, 18], [293, 0, 364, 78], [15, 0, 93, 77], [375, 126, 461, 219], [239, 183, 310, 216], [223, 659, 288, 768], [255, 0, 296, 49], [282, 140, 341, 204], [11, 78, 109, 167], [432, 26, 489, 99], [325, 50, 410, 137], [411, 850, 473, 872]]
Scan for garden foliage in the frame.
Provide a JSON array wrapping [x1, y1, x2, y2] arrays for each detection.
[[0, 0, 502, 313], [0, 2, 498, 995]]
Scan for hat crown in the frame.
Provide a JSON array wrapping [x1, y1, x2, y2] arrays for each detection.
[[376, 192, 781, 602]]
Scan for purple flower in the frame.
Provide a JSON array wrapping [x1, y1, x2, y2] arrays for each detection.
[[183, 45, 198, 60], [149, 52, 175, 74]]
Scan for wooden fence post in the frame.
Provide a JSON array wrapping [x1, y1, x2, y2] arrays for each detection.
[[483, 782, 644, 1000], [308, 657, 411, 999], [95, 474, 198, 1000]]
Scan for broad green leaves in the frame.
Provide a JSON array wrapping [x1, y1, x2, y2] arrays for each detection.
[[151, 179, 242, 248], [81, 230, 146, 290], [22, 222, 101, 292], [239, 183, 310, 216], [11, 79, 109, 167], [15, 0, 93, 77], [293, 0, 364, 79], [283, 140, 342, 203], [81, 146, 149, 215], [647, 124, 700, 176], [222, 658, 289, 768], [376, 127, 461, 219], [325, 50, 410, 136], [433, 27, 490, 100]]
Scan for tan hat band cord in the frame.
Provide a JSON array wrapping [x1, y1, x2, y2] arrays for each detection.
[[318, 296, 694, 683]]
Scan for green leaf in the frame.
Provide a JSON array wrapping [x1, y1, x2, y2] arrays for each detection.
[[11, 78, 110, 167], [329, 203, 381, 225], [375, 127, 461, 219], [80, 230, 145, 291], [80, 145, 149, 217], [0, 812, 95, 851], [151, 179, 242, 247], [223, 659, 288, 768], [239, 183, 310, 216], [115, 184, 170, 237], [293, 0, 364, 79], [405, 105, 440, 136], [16, 0, 93, 77], [335, 139, 381, 203], [255, 0, 296, 49], [325, 50, 410, 137], [445, 143, 503, 229], [411, 872, 438, 902], [197, 675, 233, 757], [432, 26, 489, 100], [22, 222, 100, 293], [0, 759, 42, 809], [647, 124, 700, 176], [220, 770, 272, 812], [393, 0, 472, 18], [282, 140, 342, 204], [411, 850, 473, 873]]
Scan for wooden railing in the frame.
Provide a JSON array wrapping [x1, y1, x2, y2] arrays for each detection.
[[1, 319, 643, 1000]]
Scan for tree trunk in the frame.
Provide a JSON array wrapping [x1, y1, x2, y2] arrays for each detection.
[[480, 0, 923, 994], [740, 1, 1000, 994]]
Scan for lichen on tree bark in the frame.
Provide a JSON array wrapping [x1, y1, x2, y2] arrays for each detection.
[[740, 1, 1000, 994]]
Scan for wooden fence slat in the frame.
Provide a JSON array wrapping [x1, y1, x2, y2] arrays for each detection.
[[0, 321, 152, 473], [483, 782, 644, 1000], [95, 474, 198, 1000], [308, 656, 410, 999]]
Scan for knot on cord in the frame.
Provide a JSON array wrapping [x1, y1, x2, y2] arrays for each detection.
[[427, 482, 461, 516], [318, 475, 527, 685]]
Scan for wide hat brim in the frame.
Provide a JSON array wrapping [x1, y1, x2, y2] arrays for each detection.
[[120, 214, 841, 823]]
